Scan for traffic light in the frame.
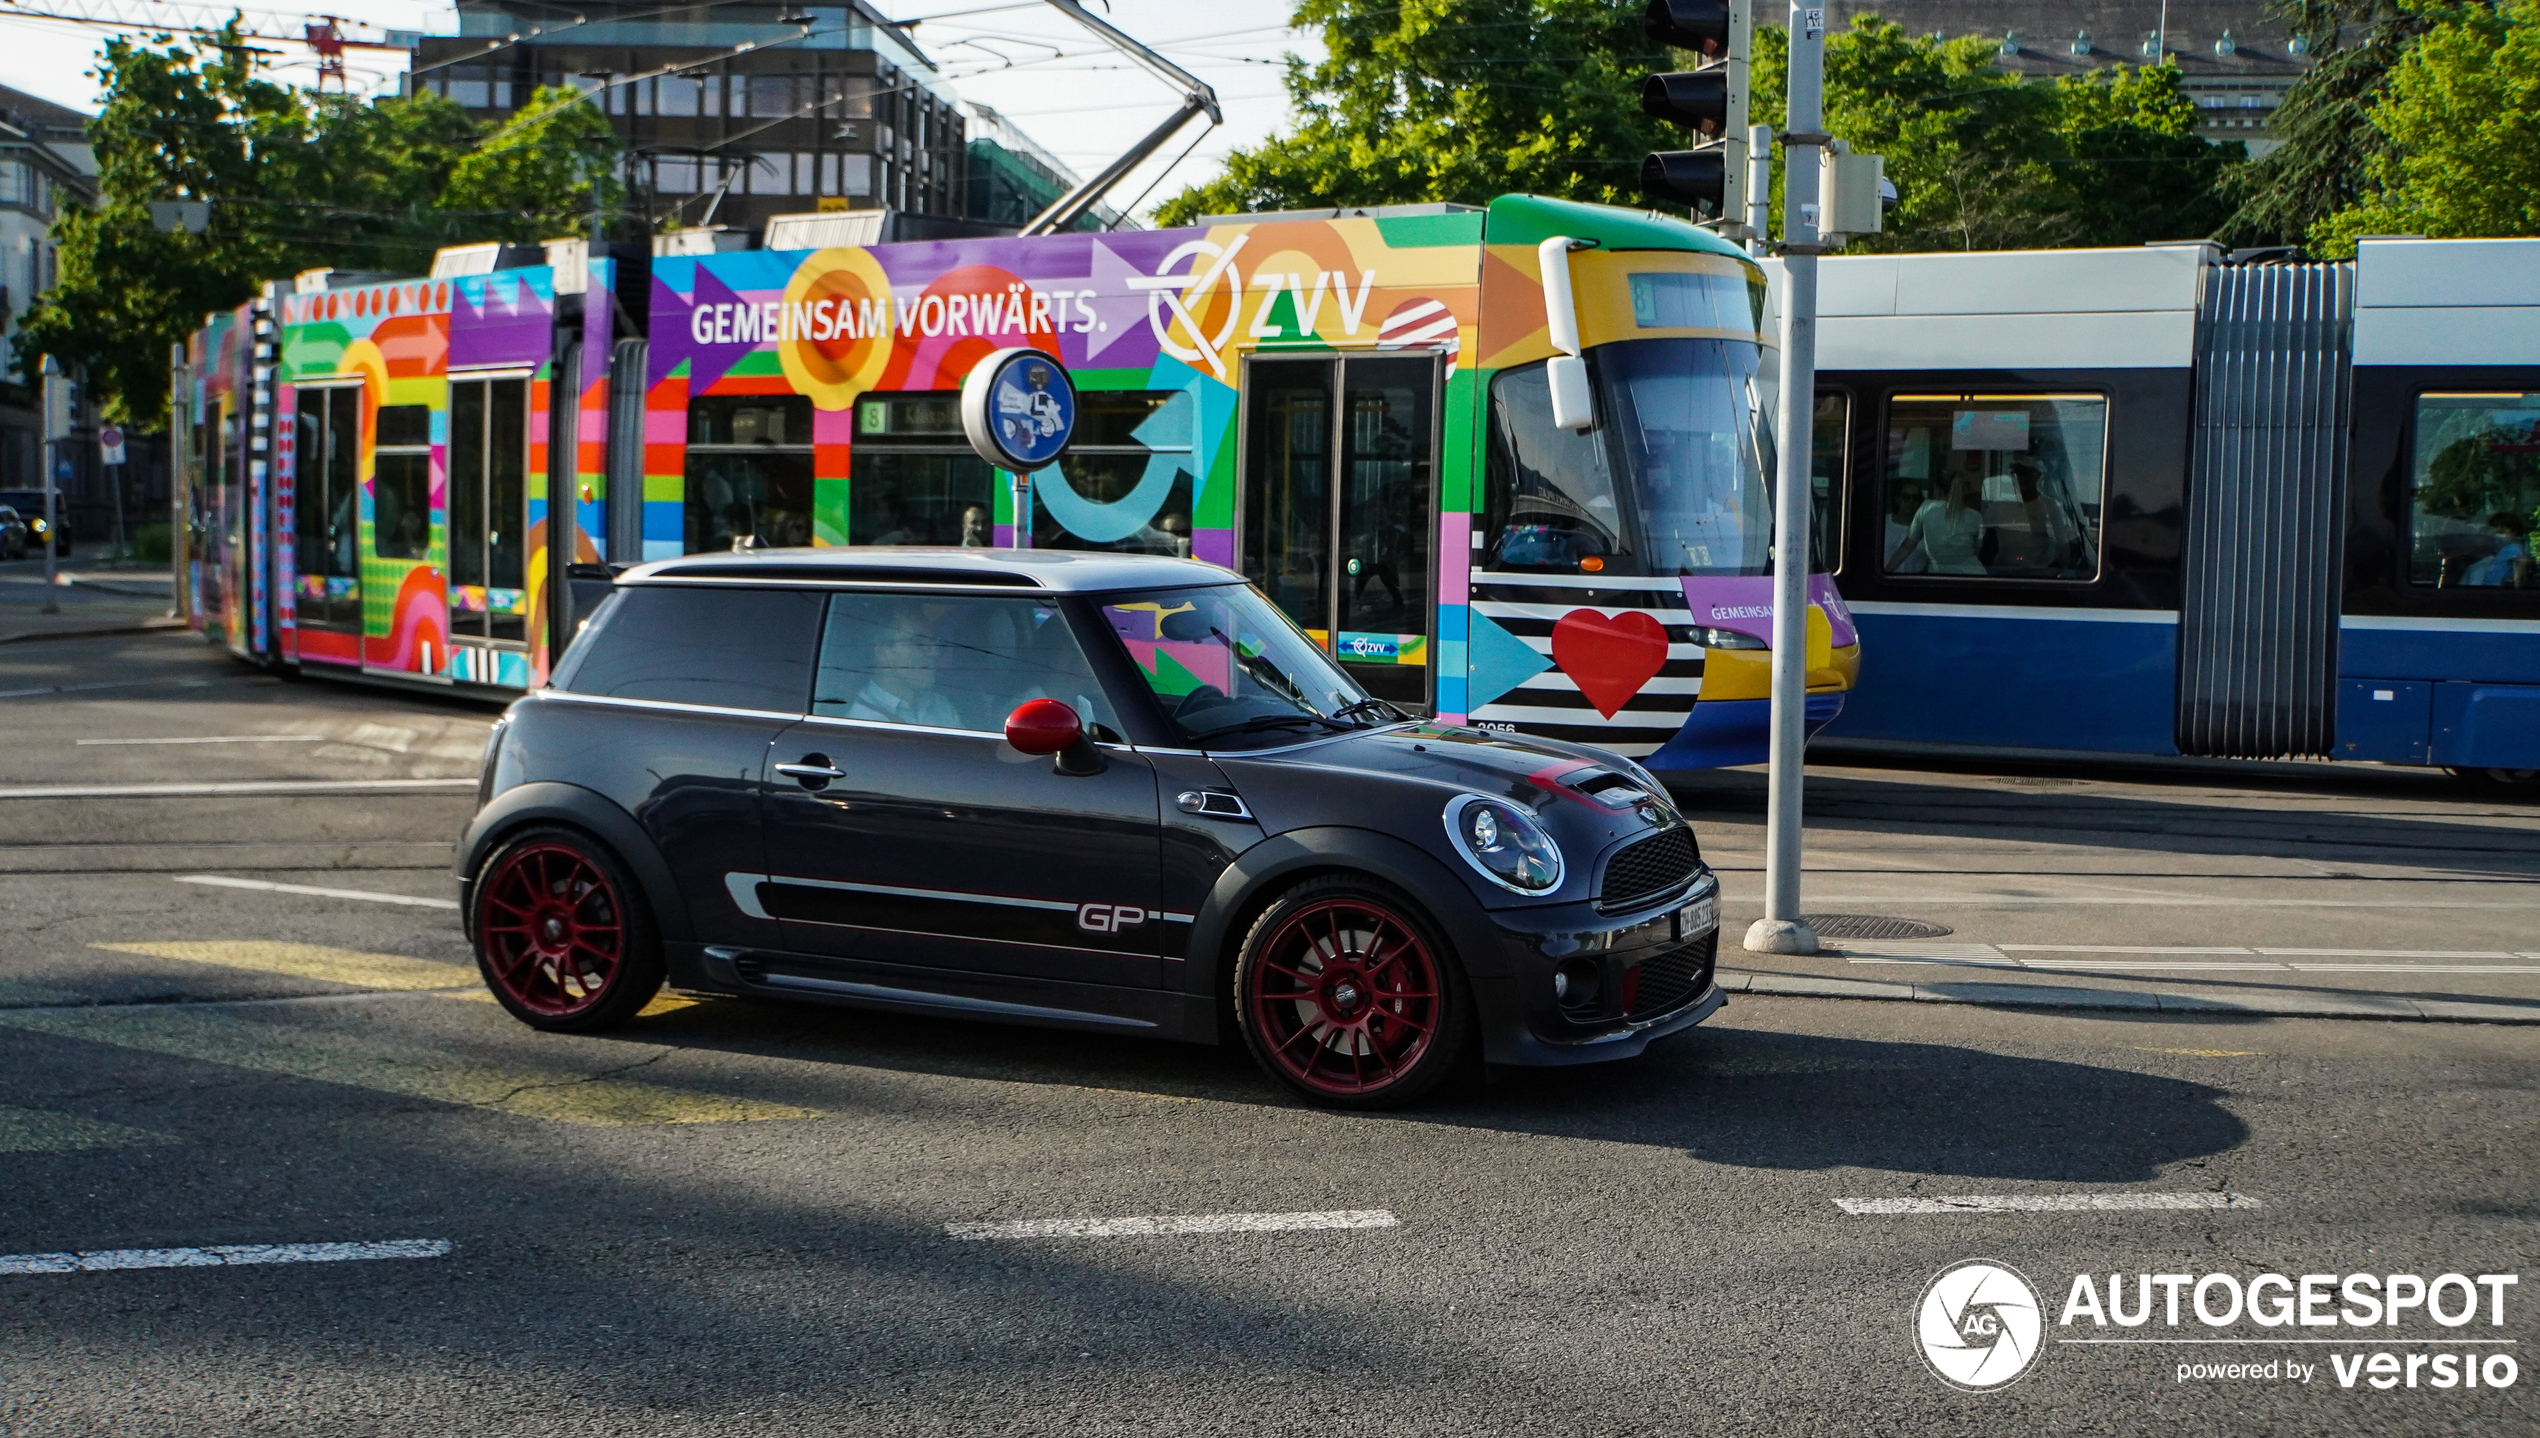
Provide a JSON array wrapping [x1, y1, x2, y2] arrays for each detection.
[[1639, 0, 1749, 234]]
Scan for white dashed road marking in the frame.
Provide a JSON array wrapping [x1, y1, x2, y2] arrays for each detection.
[[75, 735, 328, 746], [947, 1210, 1400, 1239], [1835, 1193, 2261, 1215], [0, 779, 476, 800], [0, 1239, 451, 1275], [175, 875, 461, 910]]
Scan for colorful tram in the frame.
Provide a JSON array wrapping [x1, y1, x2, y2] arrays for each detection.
[[1796, 237, 2539, 776], [179, 195, 1859, 765]]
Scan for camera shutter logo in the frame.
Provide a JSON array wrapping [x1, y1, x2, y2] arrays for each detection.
[[1917, 1259, 2044, 1391]]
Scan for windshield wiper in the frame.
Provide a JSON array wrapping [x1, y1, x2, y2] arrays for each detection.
[[1331, 697, 1408, 725], [1187, 712, 1354, 742]]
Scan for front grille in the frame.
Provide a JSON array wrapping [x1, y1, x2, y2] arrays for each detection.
[[1598, 826, 1698, 911], [1627, 931, 1717, 1019]]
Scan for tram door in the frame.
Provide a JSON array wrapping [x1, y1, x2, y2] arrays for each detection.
[[1239, 354, 1440, 710], [291, 385, 363, 641], [448, 373, 532, 649]]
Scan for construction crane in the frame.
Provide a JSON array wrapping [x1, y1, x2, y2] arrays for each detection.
[[0, 0, 416, 88]]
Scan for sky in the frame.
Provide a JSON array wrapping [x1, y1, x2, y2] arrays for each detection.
[[0, 0, 1319, 222]]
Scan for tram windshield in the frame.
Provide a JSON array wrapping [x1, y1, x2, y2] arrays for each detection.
[[1481, 338, 1793, 577]]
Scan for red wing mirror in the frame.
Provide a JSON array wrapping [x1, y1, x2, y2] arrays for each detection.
[[1005, 698, 1104, 776]]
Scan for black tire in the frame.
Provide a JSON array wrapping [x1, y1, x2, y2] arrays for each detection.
[[469, 825, 665, 1032], [1231, 875, 1473, 1110]]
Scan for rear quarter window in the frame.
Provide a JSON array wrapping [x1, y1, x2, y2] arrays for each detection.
[[550, 585, 821, 713]]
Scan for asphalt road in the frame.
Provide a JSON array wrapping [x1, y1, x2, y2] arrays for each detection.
[[2, 632, 2533, 1436]]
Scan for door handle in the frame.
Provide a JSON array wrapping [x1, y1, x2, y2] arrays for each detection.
[[776, 757, 845, 787]]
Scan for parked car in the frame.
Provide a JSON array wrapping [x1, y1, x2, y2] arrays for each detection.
[[0, 506, 27, 560], [0, 492, 69, 556], [457, 549, 1723, 1107]]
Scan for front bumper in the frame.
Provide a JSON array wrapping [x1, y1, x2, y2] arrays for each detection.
[[1463, 872, 1724, 1067]]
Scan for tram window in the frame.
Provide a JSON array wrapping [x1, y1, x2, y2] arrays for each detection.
[[851, 391, 996, 546], [2408, 392, 2539, 590], [1881, 393, 2105, 580], [552, 585, 822, 713], [1482, 362, 1628, 571], [687, 395, 814, 552], [373, 403, 434, 561], [1031, 389, 1197, 557], [1812, 392, 1848, 572]]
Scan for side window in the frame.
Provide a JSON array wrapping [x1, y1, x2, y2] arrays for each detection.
[[373, 403, 433, 560], [851, 392, 996, 547], [2409, 392, 2539, 590], [813, 593, 1119, 736], [1031, 389, 1198, 556], [1481, 362, 1627, 572], [552, 585, 821, 712], [687, 394, 813, 553], [1881, 393, 2105, 580], [1811, 391, 1848, 572]]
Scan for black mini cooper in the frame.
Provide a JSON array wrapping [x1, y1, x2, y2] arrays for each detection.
[[460, 549, 1722, 1107]]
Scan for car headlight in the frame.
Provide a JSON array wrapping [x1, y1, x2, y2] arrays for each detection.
[[1442, 794, 1564, 895], [29, 518, 46, 533]]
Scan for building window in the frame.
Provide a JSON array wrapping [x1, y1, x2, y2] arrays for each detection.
[[1882, 393, 2106, 579], [748, 73, 794, 117], [659, 75, 702, 117], [655, 156, 699, 194]]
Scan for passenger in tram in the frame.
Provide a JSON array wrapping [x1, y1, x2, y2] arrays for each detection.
[[2458, 512, 2532, 587], [1888, 469, 1987, 575], [959, 503, 992, 548], [1883, 481, 1928, 574]]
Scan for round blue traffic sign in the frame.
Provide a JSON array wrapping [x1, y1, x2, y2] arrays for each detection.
[[960, 347, 1075, 471]]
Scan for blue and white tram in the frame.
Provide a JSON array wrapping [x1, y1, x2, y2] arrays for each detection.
[[1792, 237, 2539, 777]]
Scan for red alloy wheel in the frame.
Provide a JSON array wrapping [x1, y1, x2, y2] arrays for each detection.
[[475, 842, 627, 1017], [1246, 898, 1443, 1099]]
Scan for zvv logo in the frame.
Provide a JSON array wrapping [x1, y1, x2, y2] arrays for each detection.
[[1076, 903, 1148, 935], [1917, 1259, 2044, 1391]]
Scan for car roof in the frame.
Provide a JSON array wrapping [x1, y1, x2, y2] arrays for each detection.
[[619, 546, 1246, 595]]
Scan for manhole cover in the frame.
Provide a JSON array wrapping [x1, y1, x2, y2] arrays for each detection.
[[1802, 914, 1954, 940]]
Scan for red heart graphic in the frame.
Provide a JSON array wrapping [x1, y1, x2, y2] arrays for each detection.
[[1551, 609, 1670, 718]]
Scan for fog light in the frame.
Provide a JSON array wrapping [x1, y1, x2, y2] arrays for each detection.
[[1555, 959, 1602, 1010]]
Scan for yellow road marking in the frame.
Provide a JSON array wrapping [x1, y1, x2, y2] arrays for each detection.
[[4, 1001, 813, 1128], [0, 1104, 173, 1153], [94, 943, 707, 1019], [91, 941, 473, 992]]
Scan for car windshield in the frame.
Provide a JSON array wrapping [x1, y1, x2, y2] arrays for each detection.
[[1098, 583, 1380, 742]]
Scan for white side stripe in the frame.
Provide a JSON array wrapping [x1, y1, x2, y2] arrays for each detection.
[[0, 1238, 452, 1274], [1835, 1193, 2260, 1216], [946, 1209, 1400, 1239], [176, 875, 461, 910]]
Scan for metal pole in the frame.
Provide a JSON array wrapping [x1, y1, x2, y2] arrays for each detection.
[[39, 360, 62, 614], [1745, 3, 1825, 957], [170, 344, 191, 622], [1744, 122, 1772, 258]]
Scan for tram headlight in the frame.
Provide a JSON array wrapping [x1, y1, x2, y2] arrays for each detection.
[[1697, 626, 1765, 650], [1443, 794, 1564, 895]]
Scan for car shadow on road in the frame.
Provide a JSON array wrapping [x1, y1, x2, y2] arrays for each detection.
[[604, 995, 2250, 1187]]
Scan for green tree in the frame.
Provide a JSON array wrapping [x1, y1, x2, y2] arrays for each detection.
[[2218, 2, 2461, 248], [1161, 8, 2237, 252], [2310, 0, 2540, 255], [1155, 0, 1671, 226], [17, 31, 620, 426]]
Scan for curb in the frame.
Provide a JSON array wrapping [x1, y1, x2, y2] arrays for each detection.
[[1719, 969, 2540, 1025], [0, 617, 187, 646]]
